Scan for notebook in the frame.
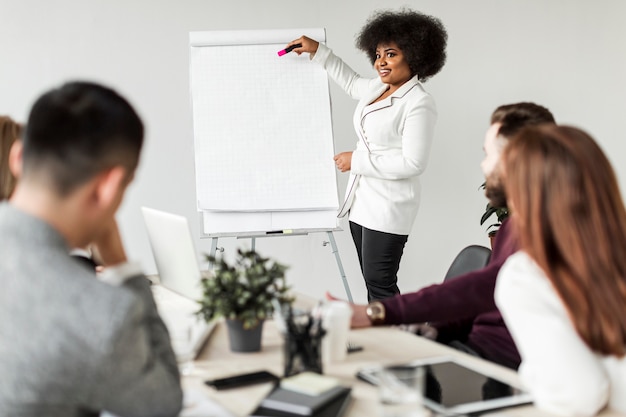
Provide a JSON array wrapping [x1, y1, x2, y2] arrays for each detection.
[[252, 386, 352, 417], [142, 206, 216, 359]]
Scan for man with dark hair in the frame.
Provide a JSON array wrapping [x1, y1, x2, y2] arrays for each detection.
[[0, 82, 182, 416], [338, 102, 555, 370]]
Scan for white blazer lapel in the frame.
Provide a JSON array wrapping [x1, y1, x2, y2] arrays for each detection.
[[340, 85, 388, 218], [340, 76, 421, 219], [337, 173, 359, 218], [353, 85, 387, 153], [357, 76, 420, 136], [357, 84, 389, 118]]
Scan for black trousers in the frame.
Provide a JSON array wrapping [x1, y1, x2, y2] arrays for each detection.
[[349, 221, 408, 301]]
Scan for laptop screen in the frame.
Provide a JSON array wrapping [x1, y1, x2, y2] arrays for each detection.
[[141, 206, 203, 300]]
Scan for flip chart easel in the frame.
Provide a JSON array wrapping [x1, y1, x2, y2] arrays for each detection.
[[189, 28, 352, 301]]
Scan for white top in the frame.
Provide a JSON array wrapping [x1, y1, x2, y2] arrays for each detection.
[[496, 251, 626, 416], [311, 43, 437, 235]]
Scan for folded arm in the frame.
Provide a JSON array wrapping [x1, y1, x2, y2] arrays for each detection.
[[92, 277, 183, 417]]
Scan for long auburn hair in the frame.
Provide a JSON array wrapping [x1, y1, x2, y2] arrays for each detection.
[[503, 125, 626, 356], [0, 116, 23, 201]]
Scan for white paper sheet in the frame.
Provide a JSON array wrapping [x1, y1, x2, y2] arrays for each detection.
[[190, 28, 338, 215]]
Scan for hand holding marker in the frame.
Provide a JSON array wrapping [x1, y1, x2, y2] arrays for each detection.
[[278, 36, 320, 57], [277, 43, 302, 56]]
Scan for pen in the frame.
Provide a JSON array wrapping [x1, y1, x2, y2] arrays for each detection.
[[266, 230, 293, 235], [277, 43, 302, 57]]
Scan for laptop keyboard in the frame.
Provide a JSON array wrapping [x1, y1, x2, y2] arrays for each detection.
[[151, 285, 215, 359]]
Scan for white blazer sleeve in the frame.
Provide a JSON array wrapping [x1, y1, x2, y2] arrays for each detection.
[[496, 252, 609, 417], [311, 43, 380, 99]]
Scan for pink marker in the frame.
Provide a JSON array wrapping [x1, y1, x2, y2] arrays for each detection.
[[277, 43, 302, 56]]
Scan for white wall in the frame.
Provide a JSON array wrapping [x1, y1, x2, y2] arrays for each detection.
[[2, 0, 625, 303]]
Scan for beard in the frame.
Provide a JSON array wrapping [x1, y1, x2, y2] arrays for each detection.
[[485, 170, 507, 209]]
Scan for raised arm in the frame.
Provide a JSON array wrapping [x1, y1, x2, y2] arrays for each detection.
[[286, 36, 379, 99]]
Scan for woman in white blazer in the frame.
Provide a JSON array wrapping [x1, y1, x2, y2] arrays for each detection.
[[496, 125, 626, 416], [287, 10, 447, 300]]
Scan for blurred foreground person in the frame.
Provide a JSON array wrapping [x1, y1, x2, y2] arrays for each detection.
[[0, 82, 182, 417]]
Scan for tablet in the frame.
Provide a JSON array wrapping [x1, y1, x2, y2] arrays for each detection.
[[357, 356, 532, 416]]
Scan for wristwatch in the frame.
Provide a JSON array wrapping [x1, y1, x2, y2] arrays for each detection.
[[366, 301, 386, 325]]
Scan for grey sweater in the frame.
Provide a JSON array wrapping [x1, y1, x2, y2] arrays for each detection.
[[0, 203, 182, 417]]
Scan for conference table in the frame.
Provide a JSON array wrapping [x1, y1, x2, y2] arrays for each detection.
[[178, 300, 622, 417]]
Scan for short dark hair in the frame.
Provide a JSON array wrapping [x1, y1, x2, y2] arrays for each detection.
[[356, 9, 448, 82], [491, 102, 556, 139], [22, 81, 144, 196]]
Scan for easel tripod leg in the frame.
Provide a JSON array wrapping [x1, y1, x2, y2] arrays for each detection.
[[209, 237, 219, 269], [326, 231, 353, 303]]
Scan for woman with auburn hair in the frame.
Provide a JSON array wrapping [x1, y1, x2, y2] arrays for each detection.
[[495, 125, 626, 416], [0, 116, 22, 201]]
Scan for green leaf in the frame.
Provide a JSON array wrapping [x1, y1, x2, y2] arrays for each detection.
[[478, 183, 509, 234], [196, 248, 294, 324]]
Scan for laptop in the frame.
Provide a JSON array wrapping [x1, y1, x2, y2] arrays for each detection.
[[141, 206, 216, 360]]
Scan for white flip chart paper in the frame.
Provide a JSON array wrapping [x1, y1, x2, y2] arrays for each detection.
[[189, 29, 338, 214]]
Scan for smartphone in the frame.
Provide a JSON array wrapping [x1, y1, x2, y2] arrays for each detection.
[[205, 370, 279, 390]]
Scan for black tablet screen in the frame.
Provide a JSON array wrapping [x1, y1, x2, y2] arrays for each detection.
[[387, 361, 523, 408]]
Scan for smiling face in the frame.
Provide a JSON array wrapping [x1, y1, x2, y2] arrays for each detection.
[[374, 42, 412, 89]]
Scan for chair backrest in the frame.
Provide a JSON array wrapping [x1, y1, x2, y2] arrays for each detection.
[[444, 245, 492, 282]]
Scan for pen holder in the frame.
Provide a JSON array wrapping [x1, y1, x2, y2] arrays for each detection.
[[282, 309, 325, 377]]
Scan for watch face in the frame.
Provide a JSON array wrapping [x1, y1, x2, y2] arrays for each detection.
[[367, 302, 385, 322]]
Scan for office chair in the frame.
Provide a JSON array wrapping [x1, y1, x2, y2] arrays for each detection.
[[443, 245, 492, 282], [441, 244, 492, 359]]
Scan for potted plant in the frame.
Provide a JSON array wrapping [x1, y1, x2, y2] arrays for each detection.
[[197, 249, 293, 352], [479, 182, 509, 247]]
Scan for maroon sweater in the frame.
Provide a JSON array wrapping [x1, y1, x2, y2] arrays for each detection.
[[381, 219, 520, 369]]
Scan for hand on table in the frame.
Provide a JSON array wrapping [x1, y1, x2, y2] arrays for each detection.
[[325, 291, 371, 329]]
